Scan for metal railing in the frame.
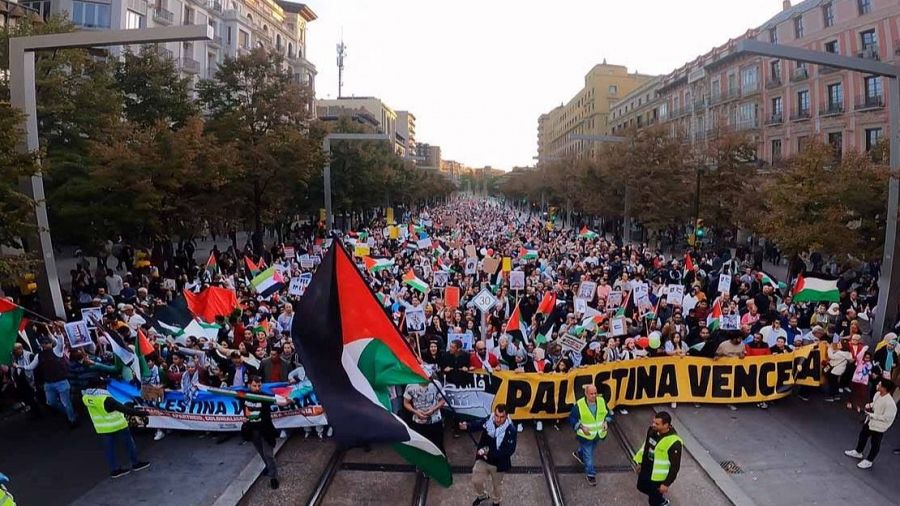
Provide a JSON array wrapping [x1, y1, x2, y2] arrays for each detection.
[[790, 109, 812, 121], [155, 46, 173, 60], [765, 77, 782, 89], [152, 7, 173, 24], [741, 81, 761, 97], [765, 113, 783, 125], [819, 102, 844, 116], [855, 95, 884, 110], [735, 117, 759, 130], [790, 67, 809, 82]]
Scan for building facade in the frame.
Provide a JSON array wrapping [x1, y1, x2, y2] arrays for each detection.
[[609, 76, 664, 135], [24, 0, 317, 90], [1, 0, 43, 28], [315, 96, 408, 154], [395, 110, 416, 157], [537, 62, 656, 163], [612, 0, 900, 164], [416, 142, 440, 170]]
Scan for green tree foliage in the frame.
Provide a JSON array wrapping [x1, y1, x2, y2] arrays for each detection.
[[197, 48, 322, 252], [115, 47, 197, 128], [0, 104, 39, 282]]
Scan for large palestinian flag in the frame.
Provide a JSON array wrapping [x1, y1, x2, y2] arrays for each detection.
[[792, 274, 839, 303], [292, 241, 452, 486]]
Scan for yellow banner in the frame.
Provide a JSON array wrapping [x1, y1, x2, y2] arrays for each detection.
[[386, 207, 394, 224], [502, 257, 512, 272], [353, 244, 370, 257], [491, 344, 824, 419]]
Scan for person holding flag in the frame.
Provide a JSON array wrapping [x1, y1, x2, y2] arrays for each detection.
[[459, 404, 518, 506], [240, 375, 290, 489], [81, 378, 151, 478], [14, 322, 79, 428]]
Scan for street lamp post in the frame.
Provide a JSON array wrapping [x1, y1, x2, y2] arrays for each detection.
[[9, 25, 212, 318], [733, 39, 900, 337], [321, 133, 391, 231]]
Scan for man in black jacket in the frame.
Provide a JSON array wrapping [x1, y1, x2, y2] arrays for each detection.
[[459, 404, 517, 506], [634, 411, 683, 506]]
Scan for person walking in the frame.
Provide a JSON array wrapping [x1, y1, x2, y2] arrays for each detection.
[[240, 376, 288, 489], [634, 411, 683, 506], [82, 381, 151, 478], [844, 378, 897, 469], [459, 404, 517, 506], [15, 329, 79, 427], [569, 384, 609, 486]]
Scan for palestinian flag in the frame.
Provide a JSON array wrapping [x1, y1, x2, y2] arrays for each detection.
[[579, 226, 599, 240], [519, 247, 538, 260], [205, 252, 218, 278], [404, 241, 419, 252], [505, 300, 529, 342], [757, 271, 780, 291], [245, 256, 261, 276], [707, 298, 722, 332], [537, 292, 557, 317], [364, 257, 395, 274], [149, 297, 193, 335], [434, 257, 453, 272], [103, 327, 141, 381], [291, 240, 452, 486], [251, 266, 285, 297], [535, 323, 554, 346], [683, 254, 695, 277], [0, 299, 24, 366], [792, 274, 840, 303], [402, 270, 429, 294]]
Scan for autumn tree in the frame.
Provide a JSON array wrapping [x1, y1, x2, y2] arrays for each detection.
[[0, 105, 39, 283], [115, 47, 197, 128]]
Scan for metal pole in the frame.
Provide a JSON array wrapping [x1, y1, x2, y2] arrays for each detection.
[[874, 77, 900, 338], [8, 44, 64, 318], [323, 137, 333, 232]]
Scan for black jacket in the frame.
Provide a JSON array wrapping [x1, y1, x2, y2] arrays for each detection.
[[466, 418, 518, 472]]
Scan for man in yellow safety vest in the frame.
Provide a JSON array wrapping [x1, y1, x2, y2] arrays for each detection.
[[633, 411, 683, 506], [82, 383, 151, 479], [568, 384, 609, 486]]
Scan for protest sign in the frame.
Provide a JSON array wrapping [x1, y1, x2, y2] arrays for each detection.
[[289, 273, 312, 296], [389, 226, 399, 240], [632, 282, 649, 301], [574, 297, 587, 315], [610, 317, 627, 336], [666, 285, 684, 306], [445, 286, 460, 309], [298, 255, 314, 269], [447, 332, 474, 351], [465, 245, 477, 258], [718, 274, 732, 294], [163, 278, 177, 291], [433, 271, 449, 288], [405, 308, 427, 333], [283, 246, 295, 258], [464, 258, 478, 275], [81, 307, 103, 329], [417, 237, 432, 250], [509, 271, 525, 290], [482, 257, 500, 275], [721, 314, 740, 330], [502, 257, 512, 273], [607, 291, 623, 308], [557, 334, 587, 354], [353, 244, 370, 258], [65, 321, 92, 348], [578, 281, 597, 300]]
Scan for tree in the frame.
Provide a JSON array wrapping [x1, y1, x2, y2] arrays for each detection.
[[115, 47, 197, 129], [757, 140, 889, 261], [197, 48, 322, 253], [0, 104, 39, 283]]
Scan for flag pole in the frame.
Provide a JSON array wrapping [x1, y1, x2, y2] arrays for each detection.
[[1, 297, 54, 323]]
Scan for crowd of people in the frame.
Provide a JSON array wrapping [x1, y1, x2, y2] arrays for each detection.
[[1, 196, 898, 502]]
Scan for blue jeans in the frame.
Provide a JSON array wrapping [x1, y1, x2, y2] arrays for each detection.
[[578, 437, 599, 477], [43, 380, 76, 423], [101, 429, 139, 471]]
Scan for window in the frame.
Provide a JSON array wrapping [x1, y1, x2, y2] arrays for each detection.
[[794, 16, 804, 38], [739, 102, 758, 126], [858, 0, 871, 15], [183, 6, 193, 24], [827, 83, 843, 109], [741, 67, 759, 92], [824, 40, 839, 54], [770, 60, 781, 82], [828, 132, 843, 158], [798, 136, 810, 152], [239, 29, 250, 48], [797, 90, 810, 114], [865, 128, 882, 151], [71, 1, 110, 28], [22, 1, 51, 20], [771, 139, 782, 160], [823, 3, 834, 27], [769, 28, 778, 44], [772, 96, 783, 118], [865, 76, 883, 100], [860, 30, 878, 51], [227, 26, 232, 44], [608, 85, 618, 95], [125, 9, 144, 29]]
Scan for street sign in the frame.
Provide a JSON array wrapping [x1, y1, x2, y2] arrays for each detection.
[[472, 289, 497, 313]]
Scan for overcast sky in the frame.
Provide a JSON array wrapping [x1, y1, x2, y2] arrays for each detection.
[[306, 1, 781, 170]]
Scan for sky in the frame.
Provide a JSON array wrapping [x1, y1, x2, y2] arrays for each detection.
[[305, 1, 782, 170]]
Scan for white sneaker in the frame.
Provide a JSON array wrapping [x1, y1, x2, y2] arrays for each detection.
[[154, 430, 166, 441], [618, 408, 629, 415], [728, 405, 738, 411], [670, 402, 677, 409], [857, 459, 873, 469], [758, 402, 768, 409], [517, 423, 524, 433], [279, 430, 288, 439], [536, 421, 543, 432], [326, 427, 334, 438], [844, 449, 864, 459]]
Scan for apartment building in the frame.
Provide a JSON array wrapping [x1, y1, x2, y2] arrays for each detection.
[[609, 76, 664, 135], [315, 97, 410, 155], [1, 0, 43, 28], [395, 110, 416, 157], [23, 0, 317, 90], [416, 142, 440, 170], [615, 0, 899, 163], [536, 62, 656, 163]]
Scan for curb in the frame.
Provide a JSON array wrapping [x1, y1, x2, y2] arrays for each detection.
[[653, 407, 756, 506], [211, 437, 288, 506]]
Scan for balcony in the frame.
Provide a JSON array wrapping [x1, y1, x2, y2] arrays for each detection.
[[207, 34, 222, 47], [819, 65, 840, 75], [207, 0, 222, 11], [693, 96, 708, 111], [735, 117, 759, 131], [741, 81, 760, 98], [790, 109, 812, 122], [819, 102, 844, 117], [765, 113, 784, 126], [179, 57, 200, 74], [857, 47, 880, 60], [156, 46, 173, 60], [765, 77, 782, 89], [152, 7, 173, 24], [855, 95, 884, 111], [790, 67, 809, 82]]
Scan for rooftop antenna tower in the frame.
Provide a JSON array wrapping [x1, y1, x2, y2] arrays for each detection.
[[336, 31, 347, 98]]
